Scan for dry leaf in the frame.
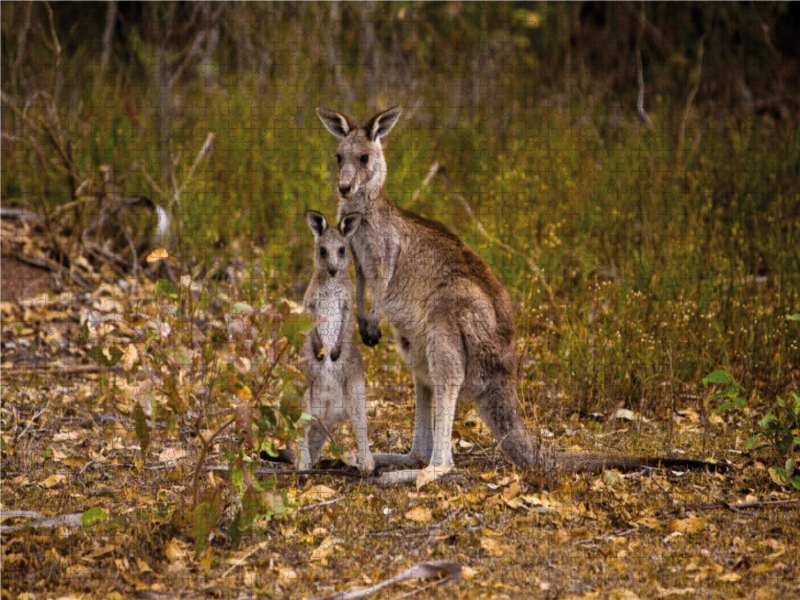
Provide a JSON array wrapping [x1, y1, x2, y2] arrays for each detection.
[[310, 536, 341, 562], [158, 447, 187, 463], [40, 474, 67, 489], [300, 485, 338, 504], [122, 344, 138, 371], [668, 516, 707, 535], [166, 538, 189, 562], [716, 573, 741, 582], [480, 537, 507, 557], [146, 248, 169, 263], [405, 506, 432, 523], [656, 586, 696, 598], [635, 517, 663, 531], [415, 464, 453, 489]]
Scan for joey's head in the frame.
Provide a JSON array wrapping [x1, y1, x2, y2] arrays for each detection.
[[316, 106, 402, 201], [305, 210, 362, 278]]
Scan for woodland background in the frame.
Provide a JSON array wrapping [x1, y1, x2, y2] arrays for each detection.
[[1, 2, 799, 599]]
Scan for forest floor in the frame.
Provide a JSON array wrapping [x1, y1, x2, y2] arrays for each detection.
[[2, 265, 798, 600]]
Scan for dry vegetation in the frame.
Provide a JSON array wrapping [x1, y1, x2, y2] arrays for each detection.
[[2, 2, 800, 599]]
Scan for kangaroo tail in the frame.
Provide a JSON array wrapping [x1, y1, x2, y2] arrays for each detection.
[[477, 382, 726, 476]]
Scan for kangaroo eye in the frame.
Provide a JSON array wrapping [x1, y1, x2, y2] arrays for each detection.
[[338, 247, 346, 257], [319, 247, 327, 258], [336, 154, 342, 164], [360, 154, 369, 164]]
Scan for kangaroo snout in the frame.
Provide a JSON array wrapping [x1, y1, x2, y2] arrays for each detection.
[[338, 183, 351, 195], [328, 267, 338, 276]]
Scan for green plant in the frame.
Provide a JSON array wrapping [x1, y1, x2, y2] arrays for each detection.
[[84, 261, 317, 555], [705, 368, 800, 491]]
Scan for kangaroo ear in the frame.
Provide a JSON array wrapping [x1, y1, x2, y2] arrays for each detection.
[[305, 210, 328, 237], [316, 107, 356, 139], [365, 106, 402, 142], [339, 212, 363, 238]]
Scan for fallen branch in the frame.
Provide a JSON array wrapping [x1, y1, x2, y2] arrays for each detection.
[[309, 560, 462, 600], [0, 510, 83, 534], [2, 364, 123, 378]]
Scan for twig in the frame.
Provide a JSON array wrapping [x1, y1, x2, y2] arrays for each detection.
[[2, 365, 123, 378], [170, 132, 215, 250], [300, 497, 343, 511], [411, 162, 440, 203], [677, 33, 707, 166], [576, 527, 637, 546], [635, 2, 656, 132], [676, 499, 800, 513], [438, 168, 556, 305], [192, 415, 235, 508], [220, 541, 268, 579]]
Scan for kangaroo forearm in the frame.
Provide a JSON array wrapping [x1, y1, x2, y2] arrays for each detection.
[[355, 266, 367, 320], [311, 327, 325, 358]]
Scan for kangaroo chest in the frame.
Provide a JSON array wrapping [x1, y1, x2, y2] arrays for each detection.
[[308, 280, 347, 348]]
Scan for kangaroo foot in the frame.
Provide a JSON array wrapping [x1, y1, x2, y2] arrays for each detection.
[[371, 452, 426, 468]]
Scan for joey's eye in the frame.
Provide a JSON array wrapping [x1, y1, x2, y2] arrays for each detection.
[[319, 247, 327, 258], [338, 247, 346, 257], [336, 154, 342, 164], [360, 154, 369, 164]]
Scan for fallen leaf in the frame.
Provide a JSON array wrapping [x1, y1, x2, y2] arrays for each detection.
[[122, 344, 138, 371], [300, 485, 338, 504], [480, 536, 508, 557], [166, 538, 189, 562], [668, 516, 707, 535], [405, 506, 432, 523], [158, 447, 187, 463], [146, 248, 169, 263], [656, 586, 696, 598], [416, 464, 453, 489], [40, 474, 67, 489], [310, 536, 342, 562]]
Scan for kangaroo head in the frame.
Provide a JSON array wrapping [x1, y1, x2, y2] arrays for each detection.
[[305, 210, 362, 278], [316, 106, 402, 200]]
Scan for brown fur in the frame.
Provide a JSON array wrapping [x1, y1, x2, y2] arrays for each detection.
[[317, 106, 722, 480]]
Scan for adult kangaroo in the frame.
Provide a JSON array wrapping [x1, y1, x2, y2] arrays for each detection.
[[316, 105, 719, 481]]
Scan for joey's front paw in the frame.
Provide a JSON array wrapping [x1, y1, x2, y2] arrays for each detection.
[[329, 345, 341, 362], [359, 317, 382, 347]]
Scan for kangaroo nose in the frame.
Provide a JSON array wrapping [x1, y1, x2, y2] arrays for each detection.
[[339, 184, 351, 195], [328, 268, 338, 276]]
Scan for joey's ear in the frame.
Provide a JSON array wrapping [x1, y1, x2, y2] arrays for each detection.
[[305, 210, 328, 237], [316, 107, 356, 139], [365, 106, 402, 142], [339, 212, 363, 238]]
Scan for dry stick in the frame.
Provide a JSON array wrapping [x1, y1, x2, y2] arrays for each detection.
[[170, 132, 216, 255], [635, 2, 655, 133], [220, 541, 268, 579], [677, 34, 706, 167], [2, 365, 123, 378], [191, 416, 236, 509], [437, 168, 556, 305], [678, 499, 800, 513]]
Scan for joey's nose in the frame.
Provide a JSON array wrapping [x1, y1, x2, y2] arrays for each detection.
[[339, 184, 351, 195], [328, 268, 338, 276]]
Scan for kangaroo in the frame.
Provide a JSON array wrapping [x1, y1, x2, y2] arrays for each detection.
[[316, 106, 721, 481], [297, 210, 374, 476]]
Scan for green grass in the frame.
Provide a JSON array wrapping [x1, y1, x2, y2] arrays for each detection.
[[3, 77, 799, 420]]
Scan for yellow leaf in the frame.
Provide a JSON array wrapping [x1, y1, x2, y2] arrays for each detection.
[[462, 565, 477, 580], [146, 248, 169, 263], [158, 447, 187, 463], [122, 344, 138, 372], [656, 586, 696, 598], [277, 568, 297, 581], [41, 474, 66, 488], [300, 485, 338, 505], [668, 516, 707, 535], [166, 539, 189, 562], [636, 517, 663, 531], [310, 536, 341, 562], [237, 385, 252, 400], [137, 558, 153, 573], [717, 573, 741, 582], [404, 506, 432, 523], [415, 464, 453, 489], [480, 537, 507, 557]]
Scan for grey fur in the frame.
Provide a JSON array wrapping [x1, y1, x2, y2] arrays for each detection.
[[298, 210, 374, 475]]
